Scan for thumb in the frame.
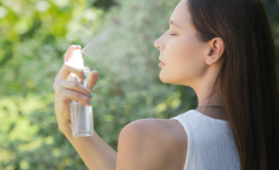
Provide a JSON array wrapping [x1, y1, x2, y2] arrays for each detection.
[[87, 70, 98, 91]]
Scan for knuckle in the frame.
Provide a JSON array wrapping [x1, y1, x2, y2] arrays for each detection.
[[74, 92, 81, 100], [77, 69, 84, 77], [53, 81, 62, 91], [56, 86, 64, 93], [73, 81, 79, 88], [52, 82, 57, 90]]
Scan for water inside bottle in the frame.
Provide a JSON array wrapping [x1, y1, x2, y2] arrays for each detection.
[[70, 101, 94, 137]]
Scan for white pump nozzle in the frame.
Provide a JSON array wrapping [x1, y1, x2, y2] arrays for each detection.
[[67, 48, 85, 81], [69, 49, 84, 68]]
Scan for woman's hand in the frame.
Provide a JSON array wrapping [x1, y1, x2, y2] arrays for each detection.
[[52, 45, 98, 133]]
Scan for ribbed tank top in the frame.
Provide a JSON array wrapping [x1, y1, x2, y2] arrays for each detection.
[[170, 109, 240, 170]]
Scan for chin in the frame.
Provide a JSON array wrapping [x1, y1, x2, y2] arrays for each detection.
[[159, 71, 174, 84], [159, 71, 185, 85]]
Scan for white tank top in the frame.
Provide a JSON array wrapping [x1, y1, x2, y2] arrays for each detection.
[[170, 109, 240, 170]]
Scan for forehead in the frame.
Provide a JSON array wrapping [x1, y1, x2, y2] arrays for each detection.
[[170, 0, 193, 29]]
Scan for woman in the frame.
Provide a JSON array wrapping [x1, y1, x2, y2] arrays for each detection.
[[53, 0, 279, 169]]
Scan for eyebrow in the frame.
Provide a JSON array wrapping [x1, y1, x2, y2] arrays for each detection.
[[169, 20, 180, 29]]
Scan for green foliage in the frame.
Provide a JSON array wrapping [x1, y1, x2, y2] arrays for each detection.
[[0, 0, 105, 169], [0, 0, 278, 169]]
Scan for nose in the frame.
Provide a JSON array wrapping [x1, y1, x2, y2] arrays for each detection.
[[154, 38, 163, 50]]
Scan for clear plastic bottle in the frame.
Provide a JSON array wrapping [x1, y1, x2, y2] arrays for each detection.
[[68, 48, 94, 137]]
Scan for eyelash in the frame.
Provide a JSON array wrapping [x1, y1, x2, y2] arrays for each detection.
[[168, 29, 176, 36]]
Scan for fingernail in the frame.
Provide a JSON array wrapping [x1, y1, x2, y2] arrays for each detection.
[[90, 93, 94, 97], [74, 45, 81, 48], [84, 74, 86, 79], [90, 101, 93, 105]]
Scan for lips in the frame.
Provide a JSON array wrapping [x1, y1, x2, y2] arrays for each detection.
[[159, 58, 165, 65], [159, 58, 165, 67], [159, 62, 165, 67]]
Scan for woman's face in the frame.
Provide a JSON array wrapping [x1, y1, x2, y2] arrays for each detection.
[[154, 0, 209, 86]]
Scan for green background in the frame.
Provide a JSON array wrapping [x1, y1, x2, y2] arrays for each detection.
[[0, 0, 278, 169]]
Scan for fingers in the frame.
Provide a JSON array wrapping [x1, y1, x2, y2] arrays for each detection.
[[55, 62, 85, 81], [57, 80, 92, 98], [64, 88, 92, 106], [54, 83, 92, 106], [64, 45, 81, 63], [87, 70, 99, 91]]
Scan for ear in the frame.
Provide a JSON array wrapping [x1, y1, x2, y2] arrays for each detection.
[[205, 37, 225, 65]]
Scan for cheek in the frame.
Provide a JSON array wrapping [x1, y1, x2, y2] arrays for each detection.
[[159, 36, 205, 84]]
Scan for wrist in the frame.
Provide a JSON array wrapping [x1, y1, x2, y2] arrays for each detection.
[[59, 123, 72, 135]]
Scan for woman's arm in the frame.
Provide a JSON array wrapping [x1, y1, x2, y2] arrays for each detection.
[[53, 45, 117, 170], [61, 126, 117, 170]]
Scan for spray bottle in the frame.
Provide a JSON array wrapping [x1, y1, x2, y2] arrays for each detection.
[[68, 47, 94, 137]]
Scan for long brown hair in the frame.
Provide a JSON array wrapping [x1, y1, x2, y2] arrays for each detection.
[[187, 0, 279, 169]]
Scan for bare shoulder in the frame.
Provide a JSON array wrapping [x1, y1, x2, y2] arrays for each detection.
[[116, 118, 187, 170]]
